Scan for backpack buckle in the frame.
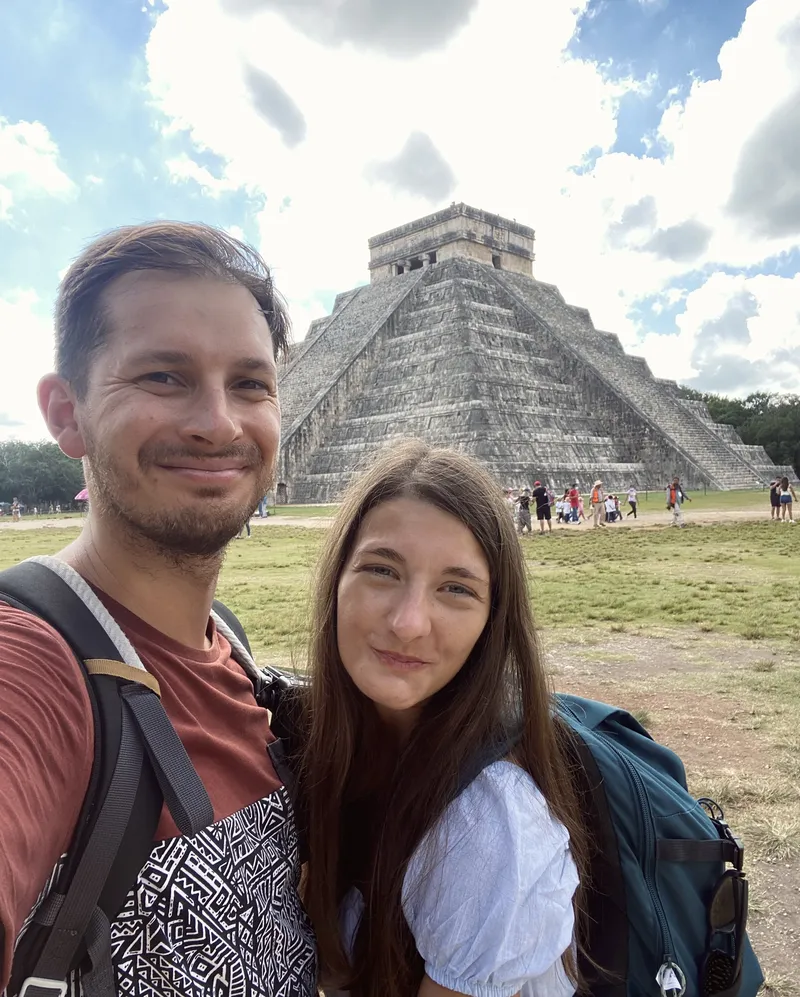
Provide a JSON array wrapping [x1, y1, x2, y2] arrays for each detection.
[[19, 977, 68, 997]]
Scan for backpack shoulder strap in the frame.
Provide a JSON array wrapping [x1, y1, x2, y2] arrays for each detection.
[[0, 561, 212, 997], [212, 599, 252, 657]]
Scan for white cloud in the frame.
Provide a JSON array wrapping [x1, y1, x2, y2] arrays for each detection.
[[635, 271, 800, 394], [165, 152, 240, 196], [139, 0, 800, 403], [145, 0, 639, 315], [0, 117, 77, 220], [0, 290, 54, 441]]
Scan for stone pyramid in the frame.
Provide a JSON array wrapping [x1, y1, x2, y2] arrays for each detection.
[[277, 204, 787, 503]]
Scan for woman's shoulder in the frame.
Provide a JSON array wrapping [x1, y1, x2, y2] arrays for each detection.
[[405, 759, 573, 898], [402, 761, 578, 996]]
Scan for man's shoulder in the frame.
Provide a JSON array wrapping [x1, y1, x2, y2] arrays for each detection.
[[0, 599, 81, 668]]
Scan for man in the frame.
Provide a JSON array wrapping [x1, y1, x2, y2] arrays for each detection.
[[0, 223, 316, 995], [515, 487, 533, 535], [590, 480, 605, 527], [531, 480, 552, 534], [666, 475, 691, 527]]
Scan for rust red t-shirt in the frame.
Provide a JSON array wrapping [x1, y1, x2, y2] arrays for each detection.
[[0, 591, 283, 991]]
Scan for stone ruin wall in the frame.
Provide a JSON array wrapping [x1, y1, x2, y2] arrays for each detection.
[[278, 299, 420, 490], [507, 304, 717, 490]]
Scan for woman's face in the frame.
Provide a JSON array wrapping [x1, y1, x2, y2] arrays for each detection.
[[336, 497, 491, 732]]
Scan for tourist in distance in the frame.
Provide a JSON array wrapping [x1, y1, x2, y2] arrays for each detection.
[[557, 488, 569, 523], [295, 441, 587, 997], [567, 482, 580, 523], [768, 479, 780, 520], [777, 475, 797, 523], [504, 487, 517, 525], [590, 480, 605, 527], [515, 487, 533, 535], [626, 485, 638, 518], [10, 497, 21, 522], [604, 493, 617, 523], [0, 223, 316, 996], [666, 475, 692, 527], [531, 479, 552, 533]]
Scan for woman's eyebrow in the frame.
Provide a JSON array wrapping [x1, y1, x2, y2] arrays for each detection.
[[357, 545, 405, 564], [442, 566, 489, 584]]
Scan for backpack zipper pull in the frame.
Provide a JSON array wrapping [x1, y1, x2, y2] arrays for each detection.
[[656, 960, 686, 997]]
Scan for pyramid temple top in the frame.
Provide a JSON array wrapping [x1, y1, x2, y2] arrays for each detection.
[[367, 203, 535, 283]]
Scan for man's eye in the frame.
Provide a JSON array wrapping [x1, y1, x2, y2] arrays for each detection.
[[141, 372, 180, 385], [234, 379, 276, 395]]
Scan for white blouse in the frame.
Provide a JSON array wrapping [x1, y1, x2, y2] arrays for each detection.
[[337, 761, 578, 997]]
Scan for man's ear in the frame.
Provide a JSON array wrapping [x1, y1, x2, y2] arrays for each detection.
[[38, 374, 87, 459]]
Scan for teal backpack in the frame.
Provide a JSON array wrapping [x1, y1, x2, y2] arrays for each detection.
[[554, 695, 763, 996]]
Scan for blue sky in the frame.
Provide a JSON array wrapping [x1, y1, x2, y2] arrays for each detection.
[[2, 0, 799, 438]]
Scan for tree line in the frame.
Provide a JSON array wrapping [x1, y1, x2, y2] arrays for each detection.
[[679, 389, 800, 474], [0, 441, 85, 509]]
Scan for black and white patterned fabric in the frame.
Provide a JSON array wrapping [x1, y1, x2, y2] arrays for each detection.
[[11, 787, 317, 997]]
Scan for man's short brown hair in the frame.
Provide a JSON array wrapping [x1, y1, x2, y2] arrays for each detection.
[[55, 221, 291, 397]]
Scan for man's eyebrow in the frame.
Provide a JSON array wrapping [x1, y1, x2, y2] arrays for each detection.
[[235, 356, 277, 375], [125, 351, 276, 374], [127, 349, 193, 367]]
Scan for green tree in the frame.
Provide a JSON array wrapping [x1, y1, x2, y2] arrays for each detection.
[[0, 441, 85, 509]]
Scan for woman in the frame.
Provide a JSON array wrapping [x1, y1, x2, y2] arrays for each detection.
[[296, 441, 589, 997], [778, 475, 797, 523], [626, 485, 637, 519]]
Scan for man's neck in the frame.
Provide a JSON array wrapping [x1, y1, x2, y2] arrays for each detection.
[[58, 515, 223, 650]]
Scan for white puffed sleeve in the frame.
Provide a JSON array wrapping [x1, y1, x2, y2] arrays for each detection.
[[401, 761, 578, 997]]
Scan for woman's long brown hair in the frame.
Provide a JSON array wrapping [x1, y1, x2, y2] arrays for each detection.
[[299, 440, 589, 997]]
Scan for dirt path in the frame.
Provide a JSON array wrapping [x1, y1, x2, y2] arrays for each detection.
[[0, 507, 779, 533], [543, 628, 799, 994]]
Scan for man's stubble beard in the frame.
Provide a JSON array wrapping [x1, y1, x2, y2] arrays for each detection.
[[83, 436, 274, 560]]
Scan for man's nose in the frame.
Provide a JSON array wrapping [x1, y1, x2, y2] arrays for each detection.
[[179, 387, 241, 448], [388, 586, 433, 642]]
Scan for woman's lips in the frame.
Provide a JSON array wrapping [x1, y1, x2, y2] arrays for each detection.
[[373, 648, 430, 671]]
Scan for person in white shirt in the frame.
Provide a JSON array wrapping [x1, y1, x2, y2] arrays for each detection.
[[297, 441, 589, 997], [626, 486, 637, 519], [604, 495, 616, 522]]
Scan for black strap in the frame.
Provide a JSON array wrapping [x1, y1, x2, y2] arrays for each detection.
[[24, 702, 143, 995], [658, 839, 741, 865], [122, 686, 213, 835]]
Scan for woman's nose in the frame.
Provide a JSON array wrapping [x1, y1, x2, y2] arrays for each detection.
[[388, 587, 432, 642]]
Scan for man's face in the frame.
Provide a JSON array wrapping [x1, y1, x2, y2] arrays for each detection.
[[73, 271, 280, 556]]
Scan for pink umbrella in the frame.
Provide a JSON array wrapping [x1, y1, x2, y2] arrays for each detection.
[[74, 488, 89, 501]]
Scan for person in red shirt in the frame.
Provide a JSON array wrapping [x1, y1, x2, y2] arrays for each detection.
[[0, 224, 316, 996], [568, 483, 580, 523]]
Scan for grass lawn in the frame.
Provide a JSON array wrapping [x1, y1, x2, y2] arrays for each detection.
[[1, 519, 797, 658]]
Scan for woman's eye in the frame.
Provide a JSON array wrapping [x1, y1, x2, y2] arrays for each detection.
[[442, 583, 476, 598], [362, 564, 396, 578]]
